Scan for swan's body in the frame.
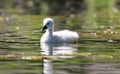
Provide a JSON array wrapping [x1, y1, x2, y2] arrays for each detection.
[[40, 18, 79, 43]]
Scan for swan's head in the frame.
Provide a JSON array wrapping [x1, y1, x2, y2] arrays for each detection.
[[41, 18, 54, 31]]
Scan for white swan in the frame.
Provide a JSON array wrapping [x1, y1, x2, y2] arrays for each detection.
[[40, 18, 79, 43]]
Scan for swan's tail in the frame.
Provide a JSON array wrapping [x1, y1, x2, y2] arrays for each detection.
[[54, 30, 79, 42]]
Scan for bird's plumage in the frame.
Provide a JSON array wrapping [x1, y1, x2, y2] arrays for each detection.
[[40, 18, 79, 43]]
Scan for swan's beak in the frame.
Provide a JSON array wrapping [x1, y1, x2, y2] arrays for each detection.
[[41, 25, 47, 31]]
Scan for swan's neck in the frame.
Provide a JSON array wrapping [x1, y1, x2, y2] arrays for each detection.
[[46, 29, 53, 37]]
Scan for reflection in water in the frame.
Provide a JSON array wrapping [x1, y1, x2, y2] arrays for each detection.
[[40, 43, 77, 74], [41, 43, 53, 74], [42, 60, 53, 74]]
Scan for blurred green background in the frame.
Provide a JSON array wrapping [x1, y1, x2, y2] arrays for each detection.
[[0, 0, 119, 40]]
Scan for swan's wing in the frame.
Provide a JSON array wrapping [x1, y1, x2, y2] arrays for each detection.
[[53, 30, 79, 42]]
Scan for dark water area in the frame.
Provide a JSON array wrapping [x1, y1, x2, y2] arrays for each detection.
[[0, 39, 120, 74], [0, 33, 120, 74]]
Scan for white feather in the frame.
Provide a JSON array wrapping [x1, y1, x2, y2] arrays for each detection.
[[40, 18, 79, 43]]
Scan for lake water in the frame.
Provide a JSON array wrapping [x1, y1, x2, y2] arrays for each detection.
[[0, 15, 120, 74]]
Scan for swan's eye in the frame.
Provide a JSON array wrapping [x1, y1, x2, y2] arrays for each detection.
[[47, 23, 50, 25]]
